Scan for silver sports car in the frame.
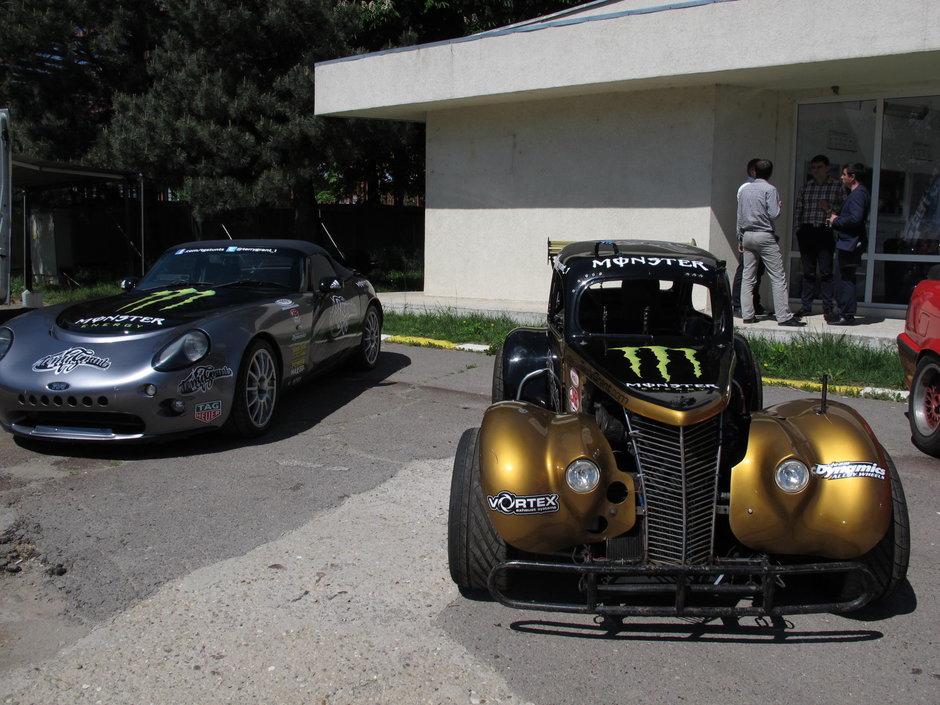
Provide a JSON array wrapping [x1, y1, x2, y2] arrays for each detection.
[[0, 239, 383, 441]]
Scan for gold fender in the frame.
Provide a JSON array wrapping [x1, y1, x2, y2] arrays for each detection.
[[730, 399, 892, 559], [479, 401, 635, 553]]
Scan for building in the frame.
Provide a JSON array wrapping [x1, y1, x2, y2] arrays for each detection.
[[315, 0, 940, 315]]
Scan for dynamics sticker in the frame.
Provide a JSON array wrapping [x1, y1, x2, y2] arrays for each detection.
[[487, 491, 560, 515], [32, 347, 111, 375], [812, 461, 886, 481]]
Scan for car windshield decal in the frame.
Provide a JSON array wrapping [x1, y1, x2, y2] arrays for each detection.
[[117, 288, 217, 313]]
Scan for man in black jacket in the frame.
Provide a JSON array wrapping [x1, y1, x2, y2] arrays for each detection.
[[826, 163, 870, 325]]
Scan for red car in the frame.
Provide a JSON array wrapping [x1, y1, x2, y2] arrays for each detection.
[[898, 279, 940, 456]]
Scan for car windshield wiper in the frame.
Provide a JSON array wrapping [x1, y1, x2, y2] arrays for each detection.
[[217, 279, 291, 289]]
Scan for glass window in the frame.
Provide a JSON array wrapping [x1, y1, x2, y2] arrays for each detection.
[[874, 95, 940, 304], [789, 100, 876, 298]]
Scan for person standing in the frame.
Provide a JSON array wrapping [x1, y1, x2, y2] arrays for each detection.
[[793, 154, 843, 316], [737, 159, 803, 327], [826, 163, 871, 325], [732, 159, 766, 317]]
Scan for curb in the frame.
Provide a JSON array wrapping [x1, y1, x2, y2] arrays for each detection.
[[762, 376, 908, 401], [381, 334, 490, 353]]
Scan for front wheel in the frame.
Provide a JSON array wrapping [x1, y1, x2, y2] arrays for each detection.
[[448, 427, 510, 596], [223, 340, 279, 438], [842, 449, 910, 607], [909, 355, 940, 456]]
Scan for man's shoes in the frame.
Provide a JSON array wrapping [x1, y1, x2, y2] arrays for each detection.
[[778, 317, 805, 327], [795, 307, 812, 316], [742, 317, 759, 324], [754, 305, 767, 315], [733, 308, 743, 318], [828, 315, 854, 325]]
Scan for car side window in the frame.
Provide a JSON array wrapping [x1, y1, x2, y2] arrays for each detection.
[[309, 254, 337, 289]]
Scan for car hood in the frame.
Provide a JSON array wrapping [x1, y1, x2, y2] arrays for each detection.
[[55, 286, 284, 334]]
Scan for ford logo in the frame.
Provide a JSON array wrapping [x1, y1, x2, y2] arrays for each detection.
[[47, 382, 70, 391]]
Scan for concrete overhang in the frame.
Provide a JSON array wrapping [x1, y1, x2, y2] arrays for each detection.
[[315, 0, 940, 122]]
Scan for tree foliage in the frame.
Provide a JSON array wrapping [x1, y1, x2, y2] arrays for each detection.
[[0, 0, 164, 159], [1, 0, 583, 220]]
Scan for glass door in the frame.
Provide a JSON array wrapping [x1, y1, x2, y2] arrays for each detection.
[[874, 95, 940, 304]]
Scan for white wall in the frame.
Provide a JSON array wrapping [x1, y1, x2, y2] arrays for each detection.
[[424, 87, 726, 301]]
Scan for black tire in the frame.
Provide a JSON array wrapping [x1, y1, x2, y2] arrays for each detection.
[[447, 427, 510, 595], [491, 344, 507, 402], [732, 332, 763, 411], [908, 355, 940, 456], [223, 339, 279, 438], [352, 304, 382, 370], [844, 449, 910, 606]]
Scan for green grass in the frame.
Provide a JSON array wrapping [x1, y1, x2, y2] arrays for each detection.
[[743, 332, 904, 390], [10, 274, 122, 306], [382, 310, 523, 351]]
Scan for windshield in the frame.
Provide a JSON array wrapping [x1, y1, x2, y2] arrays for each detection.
[[572, 276, 731, 396], [576, 277, 719, 339], [139, 245, 305, 291]]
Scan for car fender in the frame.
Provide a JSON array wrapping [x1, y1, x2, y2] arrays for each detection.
[[730, 399, 892, 559], [478, 400, 636, 553], [494, 327, 553, 406]]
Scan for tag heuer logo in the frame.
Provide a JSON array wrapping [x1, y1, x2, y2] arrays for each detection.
[[195, 401, 222, 423]]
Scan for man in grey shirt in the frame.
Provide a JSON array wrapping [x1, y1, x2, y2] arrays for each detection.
[[736, 159, 803, 327]]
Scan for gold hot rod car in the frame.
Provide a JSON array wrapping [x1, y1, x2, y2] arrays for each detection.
[[448, 240, 909, 617]]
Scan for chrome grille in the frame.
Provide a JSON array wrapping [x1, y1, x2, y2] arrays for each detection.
[[628, 414, 721, 565]]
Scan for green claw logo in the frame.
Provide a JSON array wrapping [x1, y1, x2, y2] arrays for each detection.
[[117, 288, 216, 313], [611, 346, 702, 381]]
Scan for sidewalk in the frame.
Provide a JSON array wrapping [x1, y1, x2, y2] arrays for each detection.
[[379, 292, 904, 349]]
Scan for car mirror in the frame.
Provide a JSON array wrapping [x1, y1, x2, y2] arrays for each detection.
[[318, 276, 341, 293], [120, 277, 139, 291]]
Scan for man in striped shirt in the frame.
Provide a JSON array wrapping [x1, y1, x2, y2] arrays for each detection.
[[793, 155, 844, 316]]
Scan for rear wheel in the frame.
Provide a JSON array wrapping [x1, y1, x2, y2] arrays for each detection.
[[909, 355, 940, 456], [491, 344, 507, 402], [352, 304, 382, 370], [224, 340, 278, 438], [448, 427, 510, 596]]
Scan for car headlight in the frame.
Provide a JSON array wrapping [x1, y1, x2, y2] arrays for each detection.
[[565, 458, 601, 493], [153, 330, 210, 371], [774, 458, 810, 493], [0, 328, 12, 362]]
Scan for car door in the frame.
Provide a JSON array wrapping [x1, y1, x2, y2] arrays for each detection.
[[308, 253, 362, 366]]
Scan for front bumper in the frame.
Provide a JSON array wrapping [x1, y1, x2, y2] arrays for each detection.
[[897, 332, 919, 388], [0, 373, 233, 441], [489, 557, 875, 617]]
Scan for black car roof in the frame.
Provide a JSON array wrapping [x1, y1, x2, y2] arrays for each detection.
[[556, 240, 723, 285]]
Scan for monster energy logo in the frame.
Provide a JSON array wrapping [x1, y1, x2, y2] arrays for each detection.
[[116, 288, 216, 313], [611, 346, 702, 381]]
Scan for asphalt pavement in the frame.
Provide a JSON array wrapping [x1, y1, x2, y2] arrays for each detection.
[[0, 344, 937, 705]]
